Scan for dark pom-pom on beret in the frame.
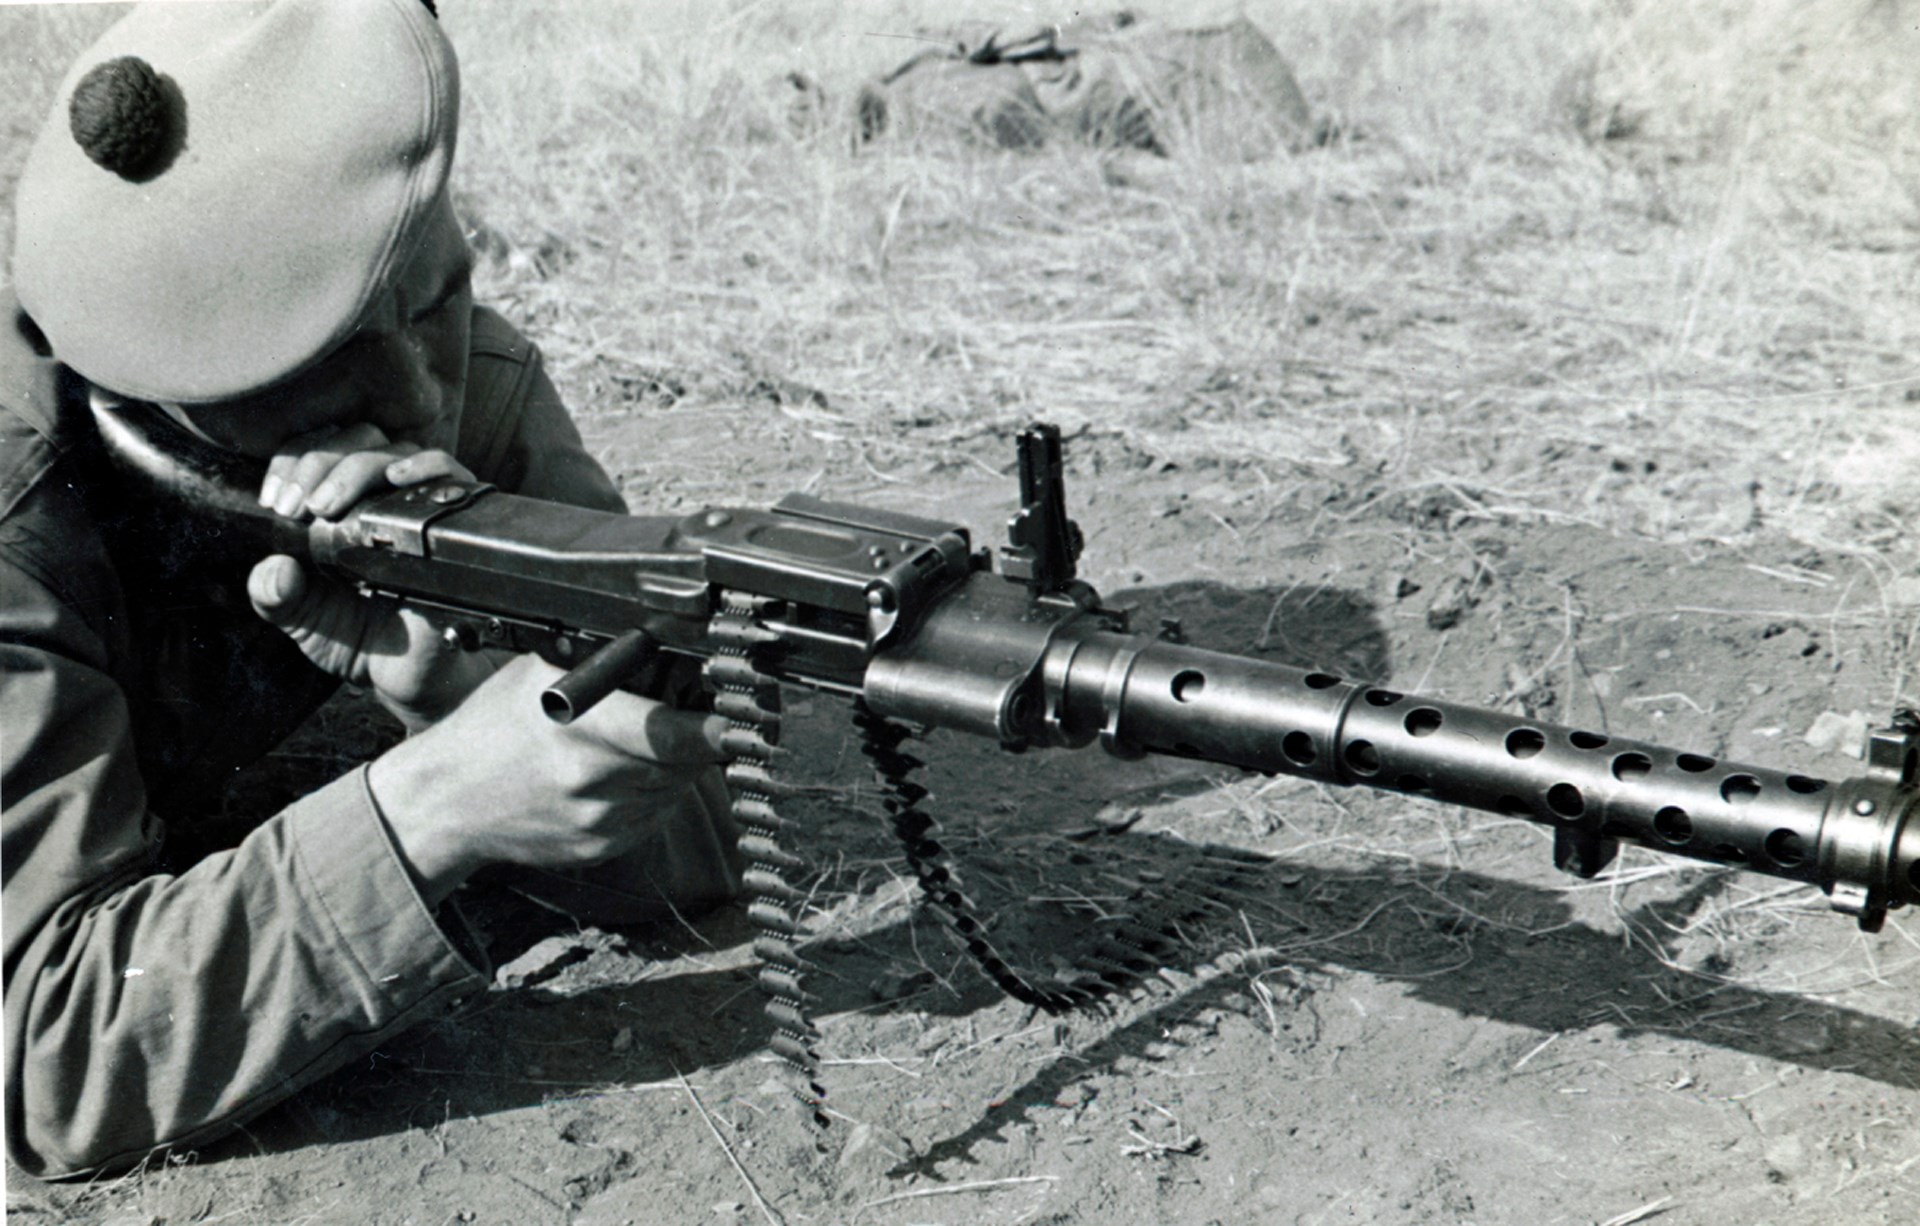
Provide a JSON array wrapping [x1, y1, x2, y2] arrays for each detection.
[[69, 55, 172, 179]]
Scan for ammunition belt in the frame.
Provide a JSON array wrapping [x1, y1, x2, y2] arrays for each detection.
[[711, 590, 1277, 1128], [855, 705, 1278, 1014], [706, 592, 829, 1130]]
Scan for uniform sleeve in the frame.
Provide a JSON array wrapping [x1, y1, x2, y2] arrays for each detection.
[[1, 545, 488, 1179], [458, 305, 626, 512]]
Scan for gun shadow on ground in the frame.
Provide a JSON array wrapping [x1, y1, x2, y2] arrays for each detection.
[[220, 579, 1920, 1171]]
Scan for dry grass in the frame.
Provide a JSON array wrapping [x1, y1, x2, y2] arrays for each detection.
[[404, 0, 1920, 557]]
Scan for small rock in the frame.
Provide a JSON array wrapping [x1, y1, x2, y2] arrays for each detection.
[[1763, 1133, 1808, 1179], [1777, 1012, 1836, 1056], [609, 1026, 634, 1053], [1804, 709, 1870, 759], [913, 1025, 949, 1055], [712, 1201, 745, 1217], [1054, 1082, 1095, 1109], [495, 933, 591, 990], [1425, 575, 1476, 631], [837, 1122, 878, 1168], [836, 1121, 910, 1180]]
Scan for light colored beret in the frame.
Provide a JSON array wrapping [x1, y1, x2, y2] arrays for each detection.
[[11, 0, 459, 404]]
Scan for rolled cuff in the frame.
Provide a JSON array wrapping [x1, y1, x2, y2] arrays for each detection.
[[284, 765, 491, 1007]]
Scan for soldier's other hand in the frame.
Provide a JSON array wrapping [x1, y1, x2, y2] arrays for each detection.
[[248, 553, 493, 732], [367, 654, 733, 905], [258, 421, 471, 520]]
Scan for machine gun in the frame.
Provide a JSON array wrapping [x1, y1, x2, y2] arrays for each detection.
[[96, 403, 1920, 1126]]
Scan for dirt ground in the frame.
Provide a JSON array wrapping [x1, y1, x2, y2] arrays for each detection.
[[5, 2, 1920, 1224]]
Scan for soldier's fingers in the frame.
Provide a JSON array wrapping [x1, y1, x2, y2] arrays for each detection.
[[266, 423, 393, 517], [262, 449, 304, 510], [245, 554, 310, 623], [263, 423, 383, 506], [580, 689, 731, 768], [303, 447, 414, 519], [385, 449, 474, 489]]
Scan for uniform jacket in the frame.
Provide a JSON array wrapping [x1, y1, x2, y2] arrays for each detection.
[[0, 287, 625, 1178]]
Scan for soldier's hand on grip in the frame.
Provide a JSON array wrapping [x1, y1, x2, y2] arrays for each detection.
[[366, 654, 731, 904], [248, 423, 488, 730]]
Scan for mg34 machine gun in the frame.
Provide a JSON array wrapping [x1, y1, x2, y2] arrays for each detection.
[[99, 406, 1920, 1126]]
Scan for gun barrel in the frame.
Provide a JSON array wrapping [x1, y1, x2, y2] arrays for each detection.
[[1075, 633, 1919, 927], [867, 596, 1920, 930]]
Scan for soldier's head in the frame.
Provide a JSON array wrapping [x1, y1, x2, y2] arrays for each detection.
[[11, 0, 472, 459]]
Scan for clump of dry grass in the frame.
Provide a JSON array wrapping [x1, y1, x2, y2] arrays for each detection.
[[1582, 0, 1918, 235]]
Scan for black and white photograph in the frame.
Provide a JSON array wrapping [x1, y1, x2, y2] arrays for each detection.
[[3, 1, 1917, 1222]]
